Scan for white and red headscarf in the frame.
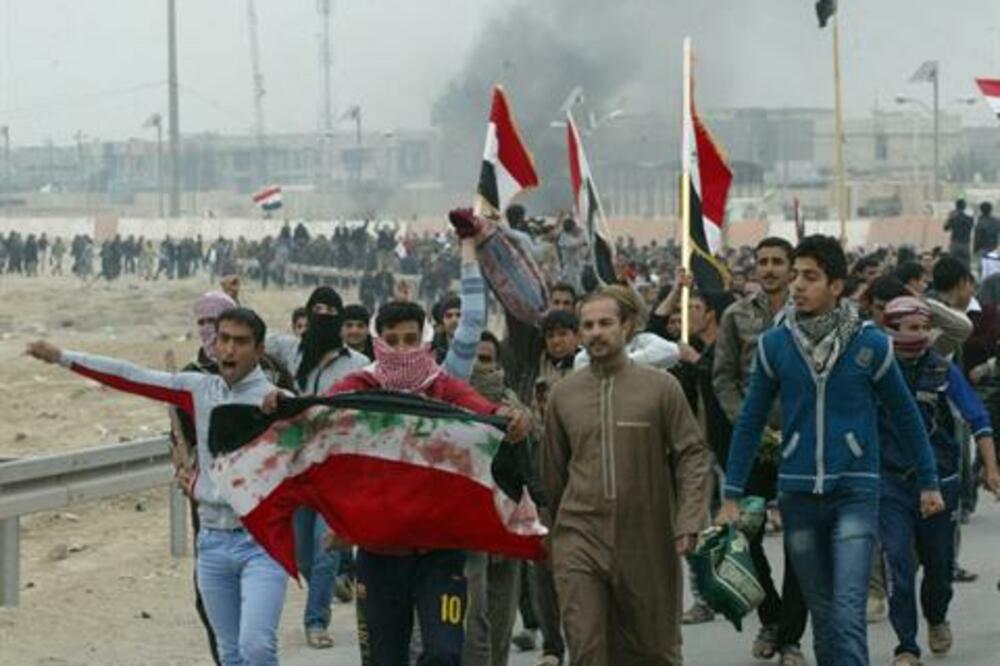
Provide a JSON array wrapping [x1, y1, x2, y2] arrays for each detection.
[[194, 291, 237, 360], [884, 296, 933, 360]]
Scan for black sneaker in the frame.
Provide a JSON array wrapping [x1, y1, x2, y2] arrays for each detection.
[[512, 629, 538, 652], [953, 567, 978, 583]]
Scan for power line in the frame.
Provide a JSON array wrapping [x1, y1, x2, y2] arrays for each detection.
[[177, 84, 256, 126], [0, 81, 165, 119]]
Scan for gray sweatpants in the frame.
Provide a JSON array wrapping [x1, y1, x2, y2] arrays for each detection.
[[463, 552, 522, 666]]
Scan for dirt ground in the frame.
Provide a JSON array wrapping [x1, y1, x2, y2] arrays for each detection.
[[0, 273, 328, 665]]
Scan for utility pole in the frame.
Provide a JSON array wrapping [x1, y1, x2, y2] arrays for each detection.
[[247, 0, 268, 187], [317, 0, 334, 192], [167, 0, 181, 217], [0, 126, 9, 195], [932, 63, 940, 201], [319, 0, 334, 133], [832, 10, 847, 243]]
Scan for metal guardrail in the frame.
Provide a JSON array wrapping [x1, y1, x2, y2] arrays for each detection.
[[0, 436, 188, 607]]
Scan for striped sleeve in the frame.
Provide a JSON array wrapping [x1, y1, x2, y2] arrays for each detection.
[[60, 350, 201, 418], [442, 262, 487, 381]]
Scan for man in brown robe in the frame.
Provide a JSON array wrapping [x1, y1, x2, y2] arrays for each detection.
[[541, 288, 712, 665]]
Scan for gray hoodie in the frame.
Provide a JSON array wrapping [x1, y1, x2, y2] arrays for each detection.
[[60, 350, 275, 530]]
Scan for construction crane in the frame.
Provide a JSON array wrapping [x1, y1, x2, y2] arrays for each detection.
[[247, 0, 268, 186]]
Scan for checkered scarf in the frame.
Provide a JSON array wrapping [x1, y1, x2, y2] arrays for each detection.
[[370, 337, 443, 393], [786, 300, 860, 373]]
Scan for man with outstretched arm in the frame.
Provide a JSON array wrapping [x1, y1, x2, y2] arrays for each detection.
[[27, 308, 288, 666]]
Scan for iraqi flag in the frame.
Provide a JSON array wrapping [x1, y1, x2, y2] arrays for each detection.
[[682, 88, 732, 292], [253, 185, 283, 212], [477, 86, 539, 217], [567, 111, 616, 286], [207, 391, 546, 578], [975, 78, 1000, 121]]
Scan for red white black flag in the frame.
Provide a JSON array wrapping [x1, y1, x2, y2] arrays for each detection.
[[976, 78, 1000, 120], [477, 86, 540, 217], [566, 111, 616, 284], [252, 184, 283, 212], [682, 84, 732, 291]]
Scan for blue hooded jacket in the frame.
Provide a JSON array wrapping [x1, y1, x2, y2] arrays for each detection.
[[725, 318, 939, 497]]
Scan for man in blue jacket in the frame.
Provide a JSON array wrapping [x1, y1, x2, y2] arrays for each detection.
[[717, 235, 944, 666], [875, 296, 1000, 665]]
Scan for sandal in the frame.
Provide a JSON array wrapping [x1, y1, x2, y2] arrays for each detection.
[[305, 626, 334, 649]]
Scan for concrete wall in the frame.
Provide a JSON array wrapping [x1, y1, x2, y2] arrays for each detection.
[[0, 214, 950, 250]]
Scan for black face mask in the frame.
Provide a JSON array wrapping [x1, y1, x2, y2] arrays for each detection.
[[297, 311, 344, 391]]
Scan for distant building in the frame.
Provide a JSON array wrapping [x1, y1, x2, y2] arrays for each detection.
[[2, 108, 997, 219]]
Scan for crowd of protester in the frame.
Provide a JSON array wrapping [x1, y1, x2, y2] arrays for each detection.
[[15, 196, 1000, 666]]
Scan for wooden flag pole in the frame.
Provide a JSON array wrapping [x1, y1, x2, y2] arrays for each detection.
[[832, 11, 847, 244], [680, 37, 692, 344]]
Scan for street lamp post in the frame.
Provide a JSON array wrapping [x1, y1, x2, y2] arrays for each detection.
[[895, 94, 976, 200], [144, 113, 164, 217]]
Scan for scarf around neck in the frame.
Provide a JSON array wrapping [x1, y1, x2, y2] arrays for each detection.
[[370, 338, 443, 393], [469, 366, 507, 402], [786, 300, 860, 373]]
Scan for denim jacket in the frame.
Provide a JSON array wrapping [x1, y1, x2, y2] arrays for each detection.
[[725, 319, 939, 497]]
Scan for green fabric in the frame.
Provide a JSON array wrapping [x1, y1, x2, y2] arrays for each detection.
[[688, 497, 767, 631]]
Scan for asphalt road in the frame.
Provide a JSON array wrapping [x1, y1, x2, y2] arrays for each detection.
[[282, 499, 1000, 665]]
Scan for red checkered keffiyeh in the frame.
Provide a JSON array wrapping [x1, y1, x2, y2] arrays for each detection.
[[369, 337, 443, 393]]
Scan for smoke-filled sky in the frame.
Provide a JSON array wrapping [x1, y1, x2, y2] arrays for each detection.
[[1, 0, 999, 147]]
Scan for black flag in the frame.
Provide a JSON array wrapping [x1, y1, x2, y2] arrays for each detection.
[[815, 0, 837, 28]]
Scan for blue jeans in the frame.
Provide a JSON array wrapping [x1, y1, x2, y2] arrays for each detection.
[[293, 508, 341, 629], [780, 487, 878, 666], [880, 475, 957, 657], [196, 528, 288, 666]]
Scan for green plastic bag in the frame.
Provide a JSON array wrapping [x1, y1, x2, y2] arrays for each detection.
[[688, 498, 767, 631]]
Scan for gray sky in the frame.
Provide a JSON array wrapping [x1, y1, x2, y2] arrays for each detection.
[[2, 0, 1000, 147]]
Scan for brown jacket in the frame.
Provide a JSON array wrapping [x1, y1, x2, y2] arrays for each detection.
[[712, 289, 777, 424]]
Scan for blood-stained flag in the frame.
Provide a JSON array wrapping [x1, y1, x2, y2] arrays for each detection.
[[207, 391, 546, 578]]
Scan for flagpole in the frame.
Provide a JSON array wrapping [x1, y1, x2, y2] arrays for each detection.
[[567, 110, 596, 267], [572, 109, 615, 270], [832, 10, 847, 244], [680, 37, 692, 344]]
